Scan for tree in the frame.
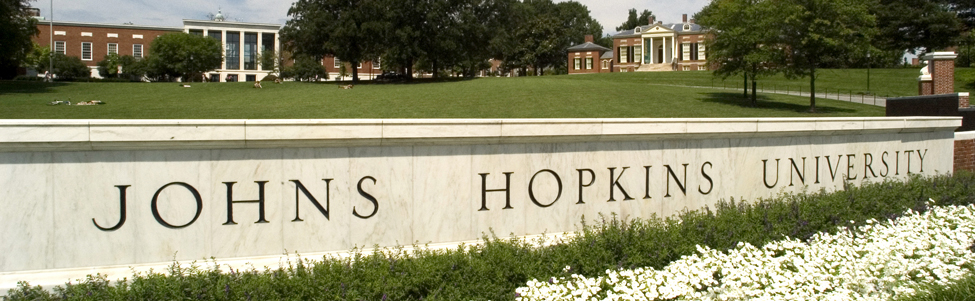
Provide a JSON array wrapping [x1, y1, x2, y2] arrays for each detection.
[[97, 54, 122, 78], [38, 53, 90, 81], [774, 0, 876, 112], [258, 49, 280, 74], [698, 0, 782, 106], [0, 0, 38, 78], [148, 33, 222, 82], [280, 54, 328, 81], [872, 0, 960, 54], [22, 42, 50, 72], [98, 54, 146, 81], [282, 0, 386, 83], [616, 8, 653, 31]]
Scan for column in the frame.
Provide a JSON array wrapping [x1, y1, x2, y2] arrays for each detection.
[[257, 32, 263, 71], [650, 38, 654, 65]]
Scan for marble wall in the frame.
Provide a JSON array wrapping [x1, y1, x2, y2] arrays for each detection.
[[0, 117, 960, 289]]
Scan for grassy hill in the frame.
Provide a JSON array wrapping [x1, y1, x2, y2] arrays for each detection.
[[0, 68, 940, 119]]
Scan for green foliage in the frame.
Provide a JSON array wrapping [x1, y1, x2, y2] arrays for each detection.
[[872, 0, 961, 54], [0, 0, 39, 79], [615, 8, 653, 31], [259, 50, 279, 74], [7, 173, 975, 300], [282, 0, 386, 83], [36, 53, 91, 81], [97, 55, 147, 81], [279, 55, 329, 82], [148, 33, 223, 82], [898, 271, 975, 301], [21, 42, 50, 71]]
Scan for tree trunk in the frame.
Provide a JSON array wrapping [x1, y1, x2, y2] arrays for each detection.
[[744, 74, 748, 99], [751, 78, 757, 107], [432, 60, 439, 79], [352, 61, 360, 83], [809, 68, 817, 113]]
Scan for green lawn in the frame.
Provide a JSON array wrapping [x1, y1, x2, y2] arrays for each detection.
[[0, 69, 931, 119]]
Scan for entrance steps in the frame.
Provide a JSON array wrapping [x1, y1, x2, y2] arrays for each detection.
[[636, 63, 672, 72]]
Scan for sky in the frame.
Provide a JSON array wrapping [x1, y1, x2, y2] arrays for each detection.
[[31, 0, 711, 35]]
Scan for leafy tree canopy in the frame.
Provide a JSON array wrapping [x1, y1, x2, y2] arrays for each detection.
[[616, 8, 653, 31], [148, 33, 222, 82], [0, 0, 39, 78]]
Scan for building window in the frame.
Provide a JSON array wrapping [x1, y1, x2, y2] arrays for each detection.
[[602, 60, 609, 69], [698, 65, 707, 71], [208, 31, 222, 41], [573, 58, 581, 70], [107, 43, 118, 55], [54, 41, 65, 55], [682, 43, 689, 61], [209, 73, 220, 82], [81, 42, 92, 60], [334, 58, 342, 68], [133, 44, 143, 58], [243, 32, 258, 70], [698, 44, 706, 60], [357, 62, 363, 69], [189, 29, 203, 36], [226, 74, 238, 82], [373, 58, 381, 69], [634, 46, 642, 64], [261, 33, 275, 52], [226, 31, 240, 70], [683, 66, 690, 71], [585, 58, 593, 70], [246, 74, 257, 82], [619, 47, 628, 64]]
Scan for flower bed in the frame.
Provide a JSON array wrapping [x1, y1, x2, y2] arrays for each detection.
[[516, 202, 975, 301]]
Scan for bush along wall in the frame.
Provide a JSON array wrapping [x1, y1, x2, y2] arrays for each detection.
[[6, 172, 975, 301]]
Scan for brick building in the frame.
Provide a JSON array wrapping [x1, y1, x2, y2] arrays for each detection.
[[574, 13, 710, 73], [32, 20, 181, 77], [567, 35, 611, 74]]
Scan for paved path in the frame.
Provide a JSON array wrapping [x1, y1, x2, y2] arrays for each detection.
[[650, 84, 888, 107]]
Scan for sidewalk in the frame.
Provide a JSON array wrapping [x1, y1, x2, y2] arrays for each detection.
[[651, 83, 888, 107]]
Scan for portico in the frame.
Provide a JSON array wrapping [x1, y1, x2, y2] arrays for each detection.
[[641, 27, 676, 65]]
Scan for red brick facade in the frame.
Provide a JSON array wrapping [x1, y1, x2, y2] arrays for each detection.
[[568, 51, 607, 74], [612, 37, 643, 72], [955, 139, 975, 172], [933, 59, 955, 95], [33, 21, 181, 67]]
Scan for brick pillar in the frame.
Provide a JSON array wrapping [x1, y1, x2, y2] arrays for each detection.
[[918, 62, 933, 95], [961, 92, 970, 108], [920, 52, 957, 96]]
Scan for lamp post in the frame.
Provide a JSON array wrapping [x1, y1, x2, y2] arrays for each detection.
[[866, 50, 871, 94], [48, 0, 53, 82]]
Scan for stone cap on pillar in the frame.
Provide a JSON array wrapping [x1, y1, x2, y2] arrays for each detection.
[[922, 52, 959, 60]]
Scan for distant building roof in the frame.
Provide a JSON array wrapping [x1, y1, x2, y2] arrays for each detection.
[[566, 42, 610, 52], [600, 51, 614, 60], [36, 20, 182, 32], [612, 22, 706, 38]]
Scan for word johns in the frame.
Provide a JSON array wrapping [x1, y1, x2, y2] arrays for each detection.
[[92, 177, 379, 231]]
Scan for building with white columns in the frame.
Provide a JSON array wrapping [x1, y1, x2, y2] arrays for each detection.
[[183, 11, 281, 82], [610, 14, 709, 72]]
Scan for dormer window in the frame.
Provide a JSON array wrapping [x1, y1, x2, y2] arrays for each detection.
[[683, 24, 691, 31], [635, 27, 641, 33]]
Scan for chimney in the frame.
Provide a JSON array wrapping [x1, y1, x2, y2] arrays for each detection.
[[682, 14, 687, 23], [649, 15, 655, 25], [584, 35, 593, 43], [690, 19, 695, 24]]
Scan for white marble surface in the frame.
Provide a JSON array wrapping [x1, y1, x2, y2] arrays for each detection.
[[0, 117, 960, 291]]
